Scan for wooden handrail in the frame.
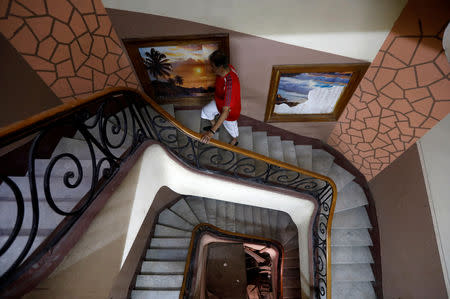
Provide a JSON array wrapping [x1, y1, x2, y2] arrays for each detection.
[[0, 86, 336, 299]]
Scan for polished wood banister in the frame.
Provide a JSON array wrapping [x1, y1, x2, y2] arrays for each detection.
[[0, 86, 336, 299]]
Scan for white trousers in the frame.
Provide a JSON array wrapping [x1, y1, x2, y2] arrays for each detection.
[[201, 100, 239, 138]]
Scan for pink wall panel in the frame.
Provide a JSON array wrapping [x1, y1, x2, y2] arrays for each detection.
[[0, 0, 140, 103], [328, 0, 450, 180]]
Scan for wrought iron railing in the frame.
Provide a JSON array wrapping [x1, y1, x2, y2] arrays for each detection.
[[0, 88, 336, 298]]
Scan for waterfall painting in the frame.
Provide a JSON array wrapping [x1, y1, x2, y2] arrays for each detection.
[[124, 34, 229, 106], [264, 64, 369, 122]]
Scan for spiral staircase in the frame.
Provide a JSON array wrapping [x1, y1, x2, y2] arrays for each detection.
[[0, 101, 376, 298]]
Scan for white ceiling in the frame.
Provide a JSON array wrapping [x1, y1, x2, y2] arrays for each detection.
[[103, 0, 407, 61]]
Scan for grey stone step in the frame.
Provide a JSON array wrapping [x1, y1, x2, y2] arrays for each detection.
[[327, 163, 355, 192], [225, 202, 236, 232], [135, 274, 183, 289], [234, 204, 246, 234], [267, 136, 284, 162], [336, 182, 368, 213], [0, 175, 91, 200], [332, 264, 375, 282], [237, 126, 253, 151], [331, 246, 374, 264], [295, 145, 313, 171], [145, 249, 188, 261], [0, 236, 46, 276], [332, 281, 376, 299], [252, 131, 269, 157], [283, 233, 299, 252], [169, 199, 199, 226], [333, 207, 372, 229], [331, 229, 373, 247], [160, 104, 175, 117], [268, 210, 279, 238], [215, 200, 227, 230], [174, 110, 201, 133], [260, 208, 271, 238], [281, 140, 297, 166], [311, 149, 335, 175], [276, 211, 291, 233], [0, 200, 76, 230], [153, 224, 191, 238], [149, 238, 190, 249], [185, 196, 208, 223], [131, 290, 180, 299], [243, 205, 254, 235], [252, 207, 263, 236], [157, 210, 193, 231], [31, 158, 93, 177], [280, 222, 298, 245], [203, 198, 217, 226], [141, 261, 185, 274]]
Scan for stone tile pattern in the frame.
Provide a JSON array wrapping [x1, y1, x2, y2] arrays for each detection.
[[0, 0, 140, 103], [328, 19, 450, 181]]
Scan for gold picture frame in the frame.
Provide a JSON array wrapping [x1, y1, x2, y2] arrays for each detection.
[[264, 63, 369, 122]]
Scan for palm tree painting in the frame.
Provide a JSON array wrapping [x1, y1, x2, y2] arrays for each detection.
[[138, 43, 220, 100]]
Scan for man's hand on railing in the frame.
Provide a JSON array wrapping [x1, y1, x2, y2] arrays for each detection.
[[200, 131, 214, 144]]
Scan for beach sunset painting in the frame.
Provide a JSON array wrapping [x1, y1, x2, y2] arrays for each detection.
[[138, 43, 219, 100], [274, 72, 352, 115]]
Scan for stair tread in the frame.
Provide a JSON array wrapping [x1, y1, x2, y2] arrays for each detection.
[[237, 126, 253, 151], [174, 110, 201, 133], [333, 207, 372, 229], [131, 290, 180, 299], [332, 246, 374, 264], [332, 281, 376, 299], [215, 200, 227, 230], [149, 238, 190, 249], [267, 136, 284, 161], [331, 228, 373, 247], [203, 198, 217, 226], [157, 210, 194, 231], [294, 145, 312, 171], [185, 196, 208, 223], [327, 163, 355, 192], [281, 140, 297, 166], [252, 206, 263, 236], [154, 224, 191, 238], [141, 261, 185, 274], [169, 199, 200, 226], [336, 181, 368, 212], [160, 104, 175, 117], [146, 249, 188, 261], [135, 274, 183, 288], [332, 264, 375, 282], [225, 202, 236, 232], [252, 131, 269, 157], [311, 149, 334, 175]]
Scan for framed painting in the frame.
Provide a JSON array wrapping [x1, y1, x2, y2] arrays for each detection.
[[264, 63, 369, 122], [123, 34, 229, 106]]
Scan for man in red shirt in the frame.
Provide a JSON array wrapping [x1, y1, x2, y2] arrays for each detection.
[[200, 50, 241, 146]]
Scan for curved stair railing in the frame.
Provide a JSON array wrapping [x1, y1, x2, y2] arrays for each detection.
[[0, 87, 336, 299]]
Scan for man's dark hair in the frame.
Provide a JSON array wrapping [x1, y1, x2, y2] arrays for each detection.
[[209, 50, 229, 68]]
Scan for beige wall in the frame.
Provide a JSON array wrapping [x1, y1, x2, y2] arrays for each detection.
[[107, 9, 363, 141], [369, 144, 447, 299]]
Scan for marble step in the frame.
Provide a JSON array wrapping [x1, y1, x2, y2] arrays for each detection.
[[260, 208, 271, 237], [52, 137, 127, 160], [234, 203, 246, 233], [169, 199, 199, 226], [332, 281, 376, 299], [157, 210, 194, 231], [31, 158, 93, 177], [141, 261, 185, 274], [173, 110, 201, 133], [145, 249, 188, 261], [149, 238, 190, 249], [311, 149, 335, 175], [295, 145, 313, 171], [331, 246, 374, 264], [153, 224, 191, 238], [267, 136, 284, 162], [215, 200, 227, 230], [225, 202, 236, 232], [281, 140, 297, 166], [332, 264, 375, 282], [332, 207, 372, 229], [185, 196, 208, 223], [336, 181, 368, 213], [237, 126, 253, 151], [252, 131, 269, 157], [131, 290, 180, 299], [203, 198, 217, 226], [243, 205, 254, 235], [252, 206, 263, 236], [268, 210, 279, 238], [0, 176, 91, 200], [135, 274, 183, 289], [331, 229, 373, 247], [327, 163, 355, 192]]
